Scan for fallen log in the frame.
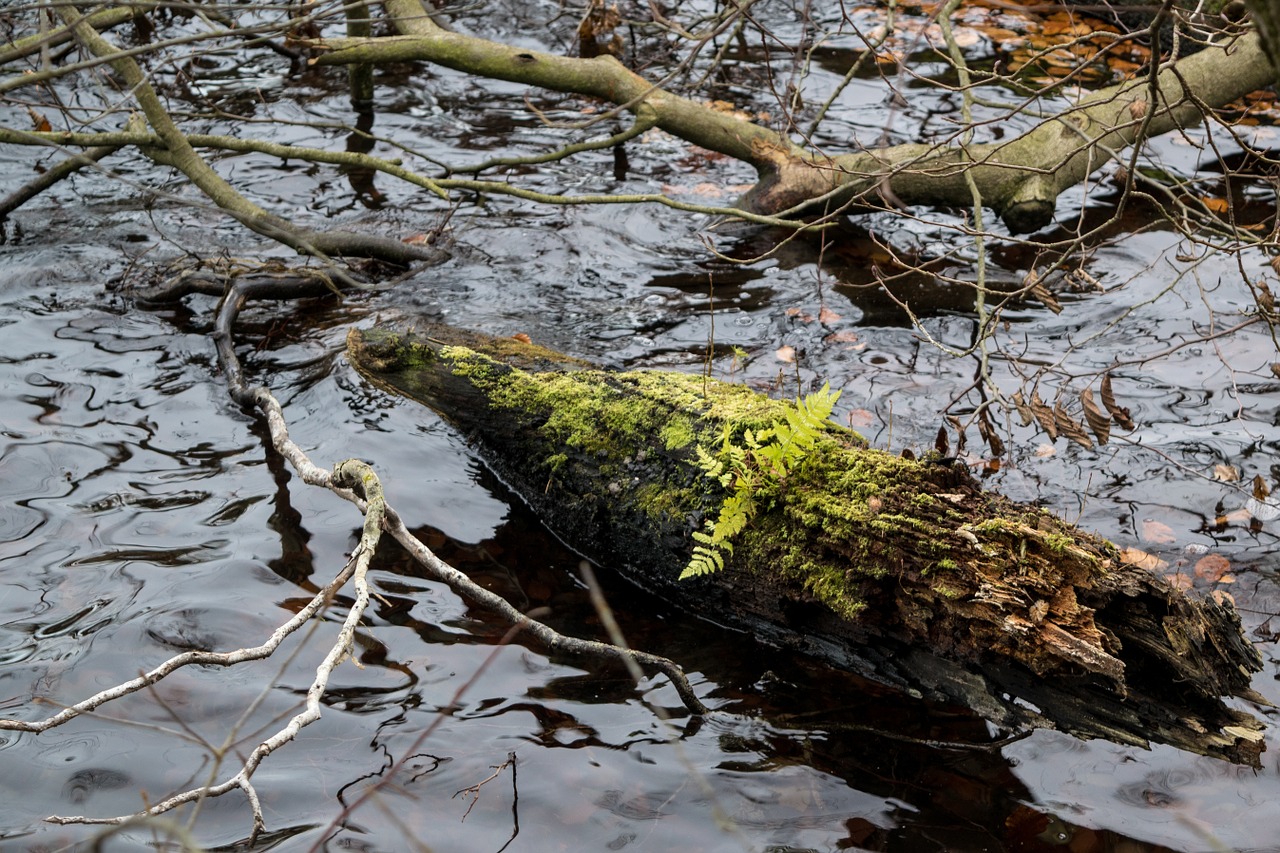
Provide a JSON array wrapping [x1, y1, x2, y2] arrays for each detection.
[[347, 324, 1268, 765]]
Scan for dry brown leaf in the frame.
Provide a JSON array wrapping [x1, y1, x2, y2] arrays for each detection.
[[935, 425, 949, 457], [1213, 463, 1240, 482], [1028, 279, 1062, 314], [26, 107, 51, 133], [1194, 554, 1232, 582], [1140, 519, 1177, 545], [511, 333, 532, 344], [1099, 373, 1135, 431], [1253, 474, 1271, 501], [1201, 196, 1230, 214], [978, 408, 1005, 457], [1031, 391, 1057, 440], [1054, 399, 1093, 449], [1128, 98, 1148, 120], [824, 331, 860, 344], [775, 345, 796, 363], [1212, 589, 1238, 608], [1080, 387, 1111, 446], [1165, 572, 1194, 590], [1011, 391, 1034, 427], [818, 306, 842, 325], [1121, 547, 1167, 572], [1256, 281, 1276, 316], [1271, 363, 1280, 379]]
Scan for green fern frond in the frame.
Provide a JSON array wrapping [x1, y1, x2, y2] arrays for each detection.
[[680, 382, 841, 580]]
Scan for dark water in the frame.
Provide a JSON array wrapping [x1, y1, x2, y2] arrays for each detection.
[[3, 3, 1280, 851]]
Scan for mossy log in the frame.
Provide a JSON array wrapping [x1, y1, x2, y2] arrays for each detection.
[[347, 324, 1268, 765]]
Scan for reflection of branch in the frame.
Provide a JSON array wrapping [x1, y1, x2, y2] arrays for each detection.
[[453, 752, 516, 823]]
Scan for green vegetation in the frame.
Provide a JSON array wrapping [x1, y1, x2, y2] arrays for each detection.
[[680, 384, 840, 579]]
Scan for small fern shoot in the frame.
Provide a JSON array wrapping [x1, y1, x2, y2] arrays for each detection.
[[679, 383, 840, 580]]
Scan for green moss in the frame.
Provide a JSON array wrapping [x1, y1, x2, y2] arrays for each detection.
[[660, 415, 696, 450], [350, 328, 1117, 627]]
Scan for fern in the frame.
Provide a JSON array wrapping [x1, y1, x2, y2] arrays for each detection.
[[679, 383, 840, 580]]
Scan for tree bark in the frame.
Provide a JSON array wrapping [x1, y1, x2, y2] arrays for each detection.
[[347, 324, 1268, 766]]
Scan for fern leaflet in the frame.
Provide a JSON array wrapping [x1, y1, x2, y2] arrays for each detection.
[[680, 383, 840, 580]]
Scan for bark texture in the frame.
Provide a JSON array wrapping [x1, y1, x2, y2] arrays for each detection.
[[347, 324, 1268, 766]]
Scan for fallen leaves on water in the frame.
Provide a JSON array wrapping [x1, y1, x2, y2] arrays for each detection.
[[846, 409, 875, 428], [1194, 554, 1234, 583], [818, 306, 842, 325], [1121, 547, 1167, 572], [1140, 519, 1177, 545], [1213, 463, 1240, 482], [775, 345, 796, 363]]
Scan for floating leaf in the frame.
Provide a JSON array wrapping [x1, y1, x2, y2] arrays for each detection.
[[825, 330, 860, 344], [775, 345, 796, 363], [1080, 387, 1111, 445], [1054, 399, 1093, 449], [1213, 463, 1240, 482], [1140, 519, 1177, 545], [818, 306, 842, 325], [1194, 554, 1232, 582], [1033, 442, 1056, 458], [1121, 547, 1167, 572], [1099, 373, 1135, 431], [846, 409, 874, 428]]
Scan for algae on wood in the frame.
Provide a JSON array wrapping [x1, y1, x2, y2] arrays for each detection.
[[347, 324, 1267, 765]]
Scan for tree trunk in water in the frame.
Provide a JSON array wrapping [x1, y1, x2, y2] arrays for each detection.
[[348, 324, 1267, 766]]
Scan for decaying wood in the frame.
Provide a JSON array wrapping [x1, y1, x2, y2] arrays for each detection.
[[347, 324, 1268, 766]]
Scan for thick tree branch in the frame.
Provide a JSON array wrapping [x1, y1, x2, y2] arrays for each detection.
[[314, 2, 1274, 232]]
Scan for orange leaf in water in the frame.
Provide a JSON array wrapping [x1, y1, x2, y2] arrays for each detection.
[[818, 306, 842, 325], [1194, 554, 1232, 582], [1140, 519, 1177, 545], [775, 345, 796, 363], [824, 331, 861, 344], [846, 409, 874, 428], [1121, 547, 1167, 571]]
